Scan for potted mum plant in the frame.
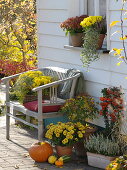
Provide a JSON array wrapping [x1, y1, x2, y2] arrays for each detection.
[[60, 15, 88, 47], [59, 95, 99, 157], [45, 121, 91, 157], [60, 95, 98, 125], [11, 70, 53, 103], [80, 16, 107, 68], [85, 133, 126, 169]]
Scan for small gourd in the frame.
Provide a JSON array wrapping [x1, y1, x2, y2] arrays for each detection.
[[58, 155, 71, 162], [55, 160, 63, 167], [48, 155, 57, 164]]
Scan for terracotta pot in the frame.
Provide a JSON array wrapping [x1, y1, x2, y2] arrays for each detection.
[[97, 34, 105, 49], [87, 152, 117, 169], [74, 141, 86, 157], [74, 126, 97, 157], [55, 145, 73, 157], [70, 33, 84, 47], [83, 126, 98, 139]]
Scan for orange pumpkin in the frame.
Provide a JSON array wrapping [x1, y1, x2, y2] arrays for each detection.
[[55, 160, 63, 167], [28, 141, 53, 162]]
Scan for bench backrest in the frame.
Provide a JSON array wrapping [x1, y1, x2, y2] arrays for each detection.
[[40, 67, 81, 99]]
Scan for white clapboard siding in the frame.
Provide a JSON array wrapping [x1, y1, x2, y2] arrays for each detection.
[[109, 0, 123, 10], [110, 56, 127, 75], [38, 22, 65, 36], [37, 0, 127, 127], [39, 47, 111, 71], [38, 0, 69, 10], [39, 34, 68, 49], [38, 10, 68, 22]]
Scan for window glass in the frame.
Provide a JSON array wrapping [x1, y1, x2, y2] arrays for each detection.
[[87, 0, 106, 16], [100, 0, 106, 16]]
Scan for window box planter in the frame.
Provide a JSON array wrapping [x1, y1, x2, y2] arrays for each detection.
[[87, 152, 117, 169]]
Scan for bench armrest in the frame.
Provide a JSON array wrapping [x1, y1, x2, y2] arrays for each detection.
[[0, 69, 38, 83], [32, 73, 80, 92]]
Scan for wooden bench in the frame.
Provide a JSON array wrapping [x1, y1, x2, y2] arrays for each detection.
[[1, 67, 81, 141]]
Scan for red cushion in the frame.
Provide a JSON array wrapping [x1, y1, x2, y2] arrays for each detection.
[[23, 100, 62, 113]]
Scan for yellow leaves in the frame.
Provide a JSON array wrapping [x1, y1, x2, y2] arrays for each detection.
[[117, 61, 123, 66], [120, 36, 127, 40], [113, 48, 123, 56], [110, 21, 120, 27]]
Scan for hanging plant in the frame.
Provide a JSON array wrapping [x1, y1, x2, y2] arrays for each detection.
[[80, 16, 107, 69]]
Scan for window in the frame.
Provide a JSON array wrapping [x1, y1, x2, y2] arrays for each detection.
[[80, 0, 107, 49], [67, 0, 108, 50], [79, 0, 106, 17]]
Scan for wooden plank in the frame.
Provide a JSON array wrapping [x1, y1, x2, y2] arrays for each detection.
[[39, 34, 68, 49], [38, 22, 65, 36], [7, 113, 38, 129], [43, 112, 64, 119], [38, 9, 68, 22], [110, 55, 127, 75], [39, 57, 111, 85], [109, 11, 127, 27], [38, 0, 68, 10], [109, 0, 125, 10], [110, 25, 127, 42], [6, 102, 38, 118], [39, 47, 111, 71], [110, 72, 127, 89]]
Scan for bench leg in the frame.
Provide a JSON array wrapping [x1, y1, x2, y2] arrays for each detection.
[[38, 121, 43, 141], [6, 113, 10, 140]]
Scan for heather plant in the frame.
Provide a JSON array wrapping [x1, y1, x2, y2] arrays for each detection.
[[85, 134, 125, 156]]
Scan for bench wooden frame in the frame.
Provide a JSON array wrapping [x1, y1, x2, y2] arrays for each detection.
[[1, 67, 80, 141]]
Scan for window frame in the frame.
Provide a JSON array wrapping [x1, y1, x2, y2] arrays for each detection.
[[68, 0, 110, 50]]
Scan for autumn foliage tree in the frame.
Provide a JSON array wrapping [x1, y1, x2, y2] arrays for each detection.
[[0, 0, 37, 76]]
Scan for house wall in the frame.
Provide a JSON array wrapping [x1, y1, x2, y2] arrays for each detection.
[[37, 0, 127, 128]]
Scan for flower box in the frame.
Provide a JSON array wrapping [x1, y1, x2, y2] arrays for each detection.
[[87, 152, 117, 169]]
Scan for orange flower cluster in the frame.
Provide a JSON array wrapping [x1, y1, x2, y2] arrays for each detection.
[[60, 15, 88, 35], [99, 87, 124, 122]]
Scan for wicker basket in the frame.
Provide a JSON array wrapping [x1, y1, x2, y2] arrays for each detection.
[[23, 94, 50, 103], [23, 94, 38, 104]]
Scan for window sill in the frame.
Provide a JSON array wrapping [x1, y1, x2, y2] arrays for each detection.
[[64, 45, 110, 54]]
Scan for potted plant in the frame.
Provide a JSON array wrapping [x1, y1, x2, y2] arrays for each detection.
[[85, 134, 126, 169], [60, 95, 98, 125], [59, 95, 98, 157], [106, 155, 127, 170], [11, 70, 53, 103], [60, 15, 88, 47], [45, 121, 91, 156], [80, 16, 107, 68], [99, 86, 124, 137]]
